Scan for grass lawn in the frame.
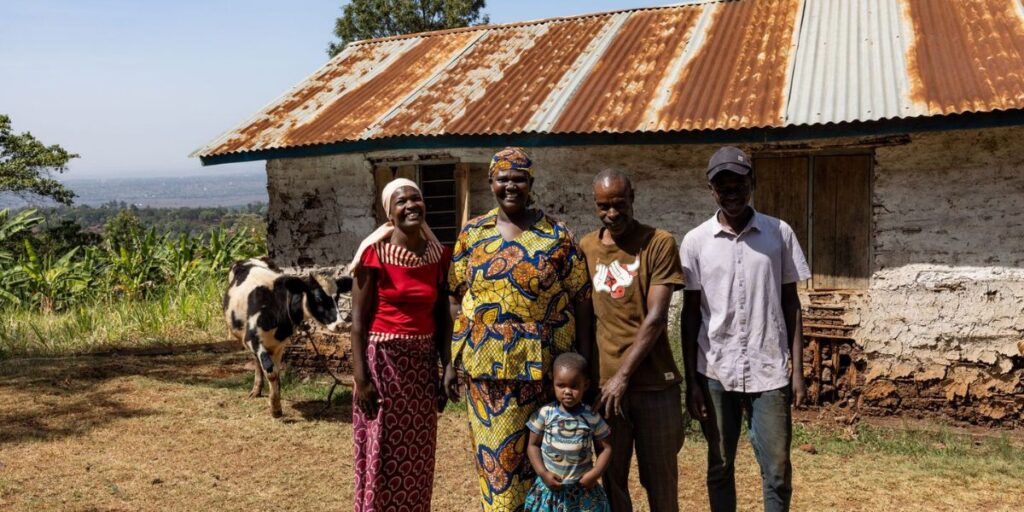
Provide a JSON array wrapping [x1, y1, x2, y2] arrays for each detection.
[[1, 350, 1020, 511], [0, 281, 224, 360]]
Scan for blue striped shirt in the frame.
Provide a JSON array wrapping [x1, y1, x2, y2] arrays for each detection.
[[527, 402, 611, 483]]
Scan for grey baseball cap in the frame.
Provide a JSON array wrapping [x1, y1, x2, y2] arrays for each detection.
[[707, 146, 752, 180]]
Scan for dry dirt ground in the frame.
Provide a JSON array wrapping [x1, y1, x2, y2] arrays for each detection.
[[1, 350, 1021, 511]]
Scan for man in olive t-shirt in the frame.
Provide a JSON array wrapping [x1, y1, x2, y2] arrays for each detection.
[[579, 169, 686, 512]]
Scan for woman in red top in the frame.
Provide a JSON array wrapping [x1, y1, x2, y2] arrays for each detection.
[[350, 178, 453, 512]]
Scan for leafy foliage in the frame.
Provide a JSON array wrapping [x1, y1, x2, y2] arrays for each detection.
[[0, 207, 264, 312], [327, 0, 488, 56], [104, 209, 144, 249], [0, 114, 79, 205], [0, 208, 43, 265], [17, 242, 91, 313]]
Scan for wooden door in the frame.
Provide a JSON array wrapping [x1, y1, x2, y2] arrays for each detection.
[[754, 156, 810, 255], [811, 155, 871, 289]]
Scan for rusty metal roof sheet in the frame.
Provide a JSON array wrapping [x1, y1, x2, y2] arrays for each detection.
[[196, 0, 1024, 158]]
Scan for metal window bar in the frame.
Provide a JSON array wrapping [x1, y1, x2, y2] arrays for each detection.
[[417, 163, 459, 246]]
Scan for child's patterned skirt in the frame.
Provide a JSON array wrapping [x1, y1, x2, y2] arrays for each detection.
[[523, 476, 611, 512]]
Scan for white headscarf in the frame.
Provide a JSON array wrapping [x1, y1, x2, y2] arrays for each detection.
[[349, 178, 439, 273]]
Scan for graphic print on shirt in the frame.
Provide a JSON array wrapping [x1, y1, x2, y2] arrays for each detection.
[[592, 258, 639, 299]]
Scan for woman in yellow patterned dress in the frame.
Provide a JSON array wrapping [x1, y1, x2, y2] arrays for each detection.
[[443, 147, 593, 511]]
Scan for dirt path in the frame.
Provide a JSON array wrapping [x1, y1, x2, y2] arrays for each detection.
[[0, 352, 1020, 511]]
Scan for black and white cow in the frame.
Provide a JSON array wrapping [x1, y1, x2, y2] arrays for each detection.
[[223, 257, 353, 417]]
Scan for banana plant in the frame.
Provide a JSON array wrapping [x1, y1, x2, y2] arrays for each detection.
[[0, 266, 26, 305], [16, 240, 93, 313], [0, 209, 44, 306], [103, 227, 166, 299], [0, 208, 43, 265], [163, 233, 203, 290], [203, 227, 261, 271]]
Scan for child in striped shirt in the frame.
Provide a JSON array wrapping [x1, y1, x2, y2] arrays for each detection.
[[524, 353, 612, 512]]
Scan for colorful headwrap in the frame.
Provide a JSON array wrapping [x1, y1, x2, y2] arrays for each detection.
[[489, 147, 534, 177]]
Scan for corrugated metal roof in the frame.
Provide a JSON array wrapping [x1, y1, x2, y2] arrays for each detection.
[[196, 0, 1024, 158]]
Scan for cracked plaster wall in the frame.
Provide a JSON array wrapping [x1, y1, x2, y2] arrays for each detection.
[[267, 145, 717, 266], [265, 131, 1024, 422], [266, 154, 377, 268], [859, 126, 1024, 422]]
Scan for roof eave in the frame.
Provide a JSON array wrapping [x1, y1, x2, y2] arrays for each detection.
[[198, 109, 1024, 167]]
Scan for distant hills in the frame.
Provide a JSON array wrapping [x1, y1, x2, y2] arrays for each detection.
[[0, 170, 268, 209]]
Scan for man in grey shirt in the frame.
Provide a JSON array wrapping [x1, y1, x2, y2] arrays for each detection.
[[680, 146, 810, 512]]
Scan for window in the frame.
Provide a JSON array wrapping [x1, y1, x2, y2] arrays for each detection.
[[754, 154, 872, 290], [372, 162, 471, 246], [419, 163, 459, 244]]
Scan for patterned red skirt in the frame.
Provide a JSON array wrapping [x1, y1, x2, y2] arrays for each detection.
[[353, 332, 438, 512]]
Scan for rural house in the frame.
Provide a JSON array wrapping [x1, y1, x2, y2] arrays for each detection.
[[194, 0, 1024, 424]]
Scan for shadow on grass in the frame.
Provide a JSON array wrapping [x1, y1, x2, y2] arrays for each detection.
[[293, 392, 354, 424], [0, 350, 242, 445], [0, 384, 158, 445], [0, 348, 357, 441], [0, 345, 241, 392]]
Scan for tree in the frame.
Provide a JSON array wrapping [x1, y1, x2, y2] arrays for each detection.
[[103, 209, 142, 249], [0, 114, 79, 205], [327, 0, 488, 56]]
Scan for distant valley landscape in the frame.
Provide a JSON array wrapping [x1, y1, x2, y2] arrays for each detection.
[[0, 169, 268, 209]]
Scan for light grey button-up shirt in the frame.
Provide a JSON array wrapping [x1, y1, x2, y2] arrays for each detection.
[[680, 210, 811, 393]]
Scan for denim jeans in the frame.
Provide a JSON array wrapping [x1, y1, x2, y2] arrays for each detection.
[[699, 376, 793, 512]]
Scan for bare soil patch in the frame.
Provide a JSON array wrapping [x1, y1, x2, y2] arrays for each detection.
[[0, 352, 1020, 511]]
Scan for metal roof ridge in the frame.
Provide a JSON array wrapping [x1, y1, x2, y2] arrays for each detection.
[[525, 11, 634, 133], [344, 1, 725, 47], [359, 30, 490, 140], [779, 0, 809, 126], [640, 1, 718, 130]]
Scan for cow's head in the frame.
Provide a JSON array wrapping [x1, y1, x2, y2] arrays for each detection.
[[335, 275, 353, 295], [298, 274, 339, 331]]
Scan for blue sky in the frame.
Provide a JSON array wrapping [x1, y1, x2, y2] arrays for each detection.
[[0, 1, 673, 178]]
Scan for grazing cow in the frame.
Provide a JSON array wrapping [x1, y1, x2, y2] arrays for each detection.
[[223, 257, 353, 417]]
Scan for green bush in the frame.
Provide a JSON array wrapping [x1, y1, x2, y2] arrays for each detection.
[[0, 207, 266, 358]]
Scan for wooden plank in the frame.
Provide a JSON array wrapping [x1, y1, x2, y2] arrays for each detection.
[[812, 155, 871, 289], [810, 338, 822, 405], [753, 157, 809, 256], [396, 165, 418, 182], [831, 343, 841, 398], [834, 155, 872, 289], [455, 162, 471, 228], [754, 157, 809, 289], [373, 166, 394, 224], [811, 157, 839, 289]]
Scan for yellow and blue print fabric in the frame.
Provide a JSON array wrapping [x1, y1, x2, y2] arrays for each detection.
[[448, 209, 591, 381], [467, 379, 547, 512], [525, 403, 610, 484]]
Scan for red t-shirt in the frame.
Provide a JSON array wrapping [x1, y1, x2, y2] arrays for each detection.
[[360, 240, 451, 336]]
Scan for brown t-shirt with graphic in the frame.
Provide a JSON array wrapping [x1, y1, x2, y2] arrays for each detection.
[[580, 222, 685, 391]]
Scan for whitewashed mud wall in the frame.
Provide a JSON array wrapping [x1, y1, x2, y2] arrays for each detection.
[[265, 131, 1024, 423], [266, 154, 377, 268], [859, 126, 1024, 423]]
